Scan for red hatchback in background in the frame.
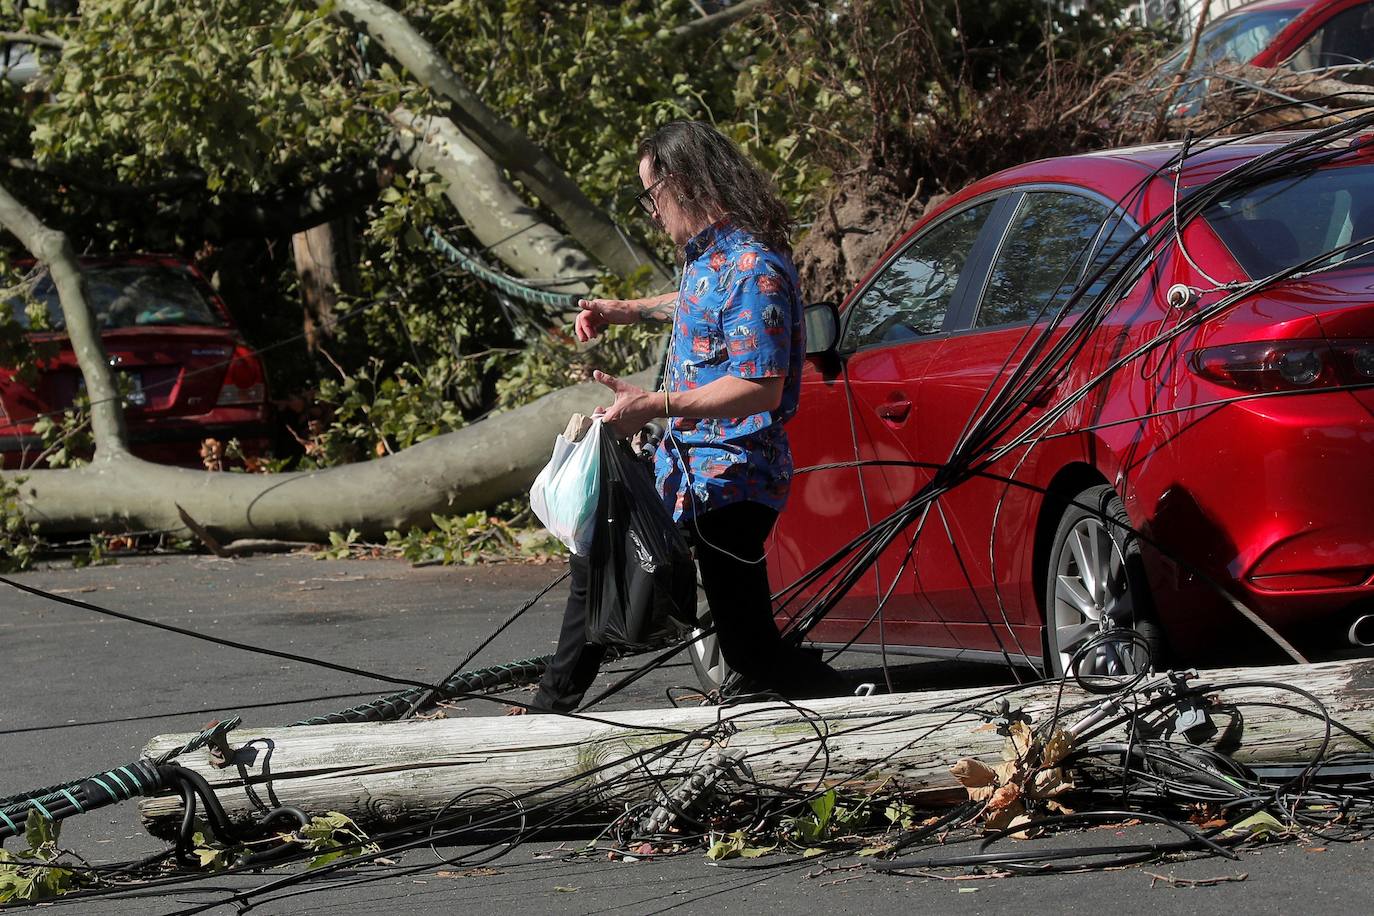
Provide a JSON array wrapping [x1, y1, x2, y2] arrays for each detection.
[[0, 256, 272, 469], [691, 129, 1374, 690]]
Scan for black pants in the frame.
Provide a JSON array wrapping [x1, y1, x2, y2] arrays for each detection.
[[531, 500, 845, 712]]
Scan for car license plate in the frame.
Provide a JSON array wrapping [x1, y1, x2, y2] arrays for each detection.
[[123, 372, 146, 407], [75, 371, 146, 407]]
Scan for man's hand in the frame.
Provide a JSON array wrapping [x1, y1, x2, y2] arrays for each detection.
[[594, 370, 659, 437], [576, 298, 639, 342]]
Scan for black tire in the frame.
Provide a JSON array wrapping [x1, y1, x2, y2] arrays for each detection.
[[1044, 484, 1165, 678]]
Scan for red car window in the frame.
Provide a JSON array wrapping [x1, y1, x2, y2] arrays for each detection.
[[976, 192, 1109, 328], [842, 199, 995, 349], [1162, 8, 1299, 70]]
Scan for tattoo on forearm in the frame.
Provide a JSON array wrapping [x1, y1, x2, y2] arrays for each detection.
[[638, 298, 675, 323]]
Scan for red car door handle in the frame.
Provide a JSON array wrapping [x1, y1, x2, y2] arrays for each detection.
[[877, 399, 912, 422]]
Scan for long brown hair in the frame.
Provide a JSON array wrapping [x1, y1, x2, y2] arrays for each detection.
[[638, 121, 795, 254]]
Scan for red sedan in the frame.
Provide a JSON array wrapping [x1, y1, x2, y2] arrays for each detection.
[[693, 128, 1374, 688], [1, 256, 272, 469]]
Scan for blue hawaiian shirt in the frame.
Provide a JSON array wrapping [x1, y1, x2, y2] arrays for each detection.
[[654, 220, 804, 521]]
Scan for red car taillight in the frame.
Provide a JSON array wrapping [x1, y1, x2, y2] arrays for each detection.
[[217, 345, 266, 407], [1189, 339, 1374, 392]]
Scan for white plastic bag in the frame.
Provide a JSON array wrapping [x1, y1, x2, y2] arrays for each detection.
[[529, 417, 603, 555]]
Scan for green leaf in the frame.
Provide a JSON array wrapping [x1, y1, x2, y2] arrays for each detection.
[[195, 847, 225, 869], [808, 790, 836, 829], [705, 830, 758, 861], [1221, 811, 1290, 842], [23, 811, 59, 855], [705, 838, 742, 861], [308, 849, 349, 869]]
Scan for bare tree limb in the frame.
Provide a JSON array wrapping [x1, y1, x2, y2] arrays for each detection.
[[668, 0, 771, 42], [1151, 1, 1210, 140], [325, 0, 672, 287], [391, 109, 594, 296], [0, 180, 128, 458], [0, 31, 65, 49]]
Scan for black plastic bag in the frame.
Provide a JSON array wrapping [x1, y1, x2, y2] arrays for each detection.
[[585, 426, 697, 649]]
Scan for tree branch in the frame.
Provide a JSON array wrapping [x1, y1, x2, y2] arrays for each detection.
[[0, 31, 65, 49], [323, 0, 672, 287], [390, 109, 594, 297], [668, 0, 770, 42], [0, 179, 128, 458]]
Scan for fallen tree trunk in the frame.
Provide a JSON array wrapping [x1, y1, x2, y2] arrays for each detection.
[[138, 658, 1374, 836], [10, 368, 649, 540]]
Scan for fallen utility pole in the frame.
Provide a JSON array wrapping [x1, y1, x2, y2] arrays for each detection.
[[139, 659, 1374, 837]]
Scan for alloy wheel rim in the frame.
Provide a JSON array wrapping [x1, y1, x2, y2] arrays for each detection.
[[1053, 515, 1142, 677]]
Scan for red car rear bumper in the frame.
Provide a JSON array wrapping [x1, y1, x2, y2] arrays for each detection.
[[1139, 385, 1374, 658]]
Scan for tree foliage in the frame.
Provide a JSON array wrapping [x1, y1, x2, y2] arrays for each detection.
[[32, 0, 387, 193], [0, 0, 1163, 484]]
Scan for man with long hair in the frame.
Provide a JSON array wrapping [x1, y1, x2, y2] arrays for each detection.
[[518, 120, 844, 713]]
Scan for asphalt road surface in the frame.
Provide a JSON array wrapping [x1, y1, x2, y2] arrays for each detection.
[[2, 555, 1369, 914]]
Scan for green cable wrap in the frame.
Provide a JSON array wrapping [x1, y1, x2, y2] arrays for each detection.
[[152, 714, 244, 765], [425, 226, 581, 311], [0, 760, 165, 840], [290, 655, 553, 726]]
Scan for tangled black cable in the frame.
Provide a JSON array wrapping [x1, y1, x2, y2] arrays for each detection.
[[748, 108, 1374, 688]]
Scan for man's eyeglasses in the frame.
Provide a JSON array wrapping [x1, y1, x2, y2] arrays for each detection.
[[634, 174, 672, 217]]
